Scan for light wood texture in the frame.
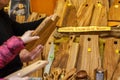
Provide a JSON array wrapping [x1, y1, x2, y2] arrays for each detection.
[[93, 0, 109, 11], [51, 0, 78, 71], [76, 1, 94, 79], [54, 0, 65, 16], [27, 12, 39, 22], [54, 0, 65, 26], [25, 14, 59, 51], [66, 42, 79, 72], [71, 0, 81, 10], [108, 21, 120, 26], [108, 0, 120, 21], [51, 41, 69, 69], [104, 38, 120, 80], [90, 2, 107, 79], [102, 0, 109, 11], [77, 1, 108, 80], [113, 56, 120, 80], [104, 0, 120, 80], [27, 12, 46, 22], [118, 77, 120, 80], [76, 3, 95, 78], [76, 2, 94, 26], [4, 60, 48, 79], [57, 1, 77, 27], [62, 68, 76, 80]]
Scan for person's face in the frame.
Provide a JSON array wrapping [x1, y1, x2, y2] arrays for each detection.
[[0, 0, 10, 9]]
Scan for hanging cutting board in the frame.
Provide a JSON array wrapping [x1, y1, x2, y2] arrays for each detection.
[[104, 0, 120, 80], [51, 0, 78, 70], [108, 0, 120, 26], [77, 1, 108, 79], [57, 0, 77, 27], [4, 60, 48, 79], [104, 38, 120, 80], [108, 0, 120, 21], [76, 0, 94, 72], [25, 14, 59, 51]]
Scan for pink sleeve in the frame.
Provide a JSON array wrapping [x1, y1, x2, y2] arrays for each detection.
[[0, 36, 25, 68], [0, 78, 6, 80]]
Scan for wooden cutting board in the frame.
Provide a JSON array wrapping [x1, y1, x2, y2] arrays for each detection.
[[51, 0, 78, 70], [104, 38, 120, 80], [77, 1, 108, 79], [25, 14, 59, 51], [104, 0, 120, 80], [58, 0, 77, 27], [108, 0, 120, 21], [51, 41, 69, 69], [76, 0, 94, 73], [4, 60, 48, 79]]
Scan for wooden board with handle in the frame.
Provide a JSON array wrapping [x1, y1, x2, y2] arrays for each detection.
[[25, 14, 59, 51], [24, 14, 59, 77], [76, 0, 93, 70], [4, 60, 48, 79], [51, 0, 78, 71], [57, 0, 77, 27], [76, 1, 95, 80], [104, 0, 120, 80], [103, 38, 120, 80], [66, 42, 79, 72], [77, 1, 108, 80]]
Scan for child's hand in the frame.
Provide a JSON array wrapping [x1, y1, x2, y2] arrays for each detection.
[[20, 44, 43, 62], [20, 30, 39, 44]]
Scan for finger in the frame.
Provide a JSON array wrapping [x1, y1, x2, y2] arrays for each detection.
[[30, 45, 43, 60], [31, 36, 40, 40], [30, 50, 41, 60], [31, 45, 43, 53]]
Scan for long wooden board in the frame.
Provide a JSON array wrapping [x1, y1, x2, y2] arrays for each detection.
[[104, 38, 120, 80], [51, 0, 78, 71], [77, 1, 108, 80], [76, 0, 94, 73], [66, 42, 79, 72], [4, 60, 48, 79], [104, 0, 120, 80], [76, 1, 94, 80]]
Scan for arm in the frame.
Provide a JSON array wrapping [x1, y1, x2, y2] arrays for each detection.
[[0, 36, 24, 68], [1, 9, 44, 36], [12, 18, 45, 36], [0, 30, 40, 68]]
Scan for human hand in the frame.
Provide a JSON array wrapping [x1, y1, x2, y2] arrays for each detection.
[[20, 30, 39, 44], [20, 45, 43, 62]]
